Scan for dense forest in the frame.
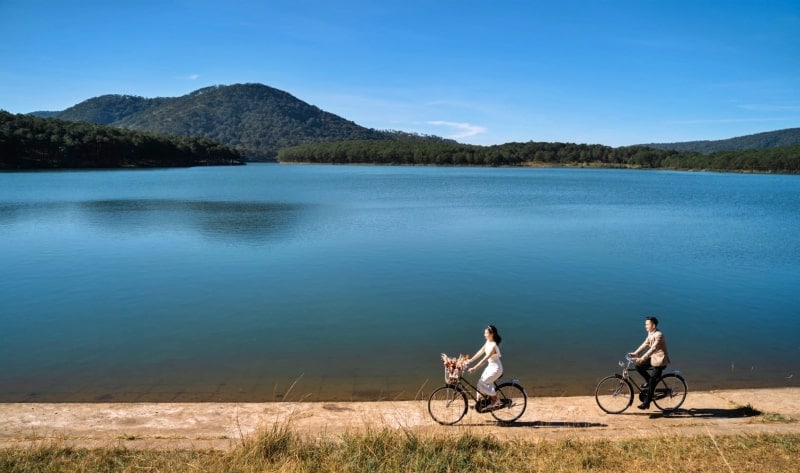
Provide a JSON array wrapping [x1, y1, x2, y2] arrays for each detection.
[[278, 139, 800, 172], [642, 127, 800, 153], [0, 111, 243, 169], [32, 84, 394, 160], [660, 145, 800, 172]]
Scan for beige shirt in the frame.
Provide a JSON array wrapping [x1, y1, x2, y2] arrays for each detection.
[[634, 329, 670, 367]]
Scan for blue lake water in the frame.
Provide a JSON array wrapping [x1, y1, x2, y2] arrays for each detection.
[[1, 164, 798, 401]]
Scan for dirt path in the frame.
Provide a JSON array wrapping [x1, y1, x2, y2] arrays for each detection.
[[1, 388, 797, 450]]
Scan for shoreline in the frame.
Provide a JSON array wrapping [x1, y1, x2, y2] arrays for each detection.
[[3, 377, 795, 403], [2, 387, 798, 450]]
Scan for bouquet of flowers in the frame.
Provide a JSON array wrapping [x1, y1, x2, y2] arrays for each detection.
[[441, 353, 470, 384]]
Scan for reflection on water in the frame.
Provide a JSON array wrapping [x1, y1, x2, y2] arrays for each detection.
[[1, 199, 307, 244], [78, 199, 307, 243], [0, 201, 64, 225]]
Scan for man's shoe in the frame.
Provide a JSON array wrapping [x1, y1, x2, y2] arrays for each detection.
[[637, 402, 650, 410], [640, 383, 649, 389]]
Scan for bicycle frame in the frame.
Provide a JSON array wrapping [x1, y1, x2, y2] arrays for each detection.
[[595, 354, 687, 414], [619, 354, 681, 395], [619, 356, 654, 396], [428, 368, 528, 425], [450, 375, 508, 411]]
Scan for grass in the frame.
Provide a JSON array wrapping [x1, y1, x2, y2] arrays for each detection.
[[761, 412, 795, 423], [2, 428, 799, 472], [738, 402, 795, 424]]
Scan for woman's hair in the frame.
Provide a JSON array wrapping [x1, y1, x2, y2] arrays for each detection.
[[487, 325, 502, 344]]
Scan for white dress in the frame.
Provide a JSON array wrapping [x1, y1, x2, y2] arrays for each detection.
[[477, 341, 503, 396]]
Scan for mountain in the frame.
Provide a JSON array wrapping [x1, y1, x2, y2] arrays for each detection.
[[36, 82, 796, 160], [641, 127, 800, 154], [31, 83, 393, 161]]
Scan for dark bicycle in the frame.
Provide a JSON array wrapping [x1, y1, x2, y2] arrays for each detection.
[[595, 354, 687, 414], [428, 354, 527, 425]]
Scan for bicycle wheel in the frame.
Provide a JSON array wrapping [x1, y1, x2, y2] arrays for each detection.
[[490, 382, 527, 423], [652, 373, 687, 412], [595, 375, 633, 414], [428, 385, 468, 425]]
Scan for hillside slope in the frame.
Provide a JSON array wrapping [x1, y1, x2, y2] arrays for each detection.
[[642, 127, 800, 154], [33, 83, 392, 160]]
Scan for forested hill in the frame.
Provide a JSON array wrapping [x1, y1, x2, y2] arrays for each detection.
[[31, 83, 393, 161], [642, 127, 800, 154], [0, 111, 243, 169], [26, 82, 798, 165], [278, 139, 800, 173]]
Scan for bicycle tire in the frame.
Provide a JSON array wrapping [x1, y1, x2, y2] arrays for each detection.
[[595, 375, 633, 414], [652, 373, 687, 412], [428, 385, 468, 425], [490, 382, 527, 423]]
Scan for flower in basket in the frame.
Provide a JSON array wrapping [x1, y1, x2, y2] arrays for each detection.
[[441, 353, 471, 383], [441, 353, 471, 369]]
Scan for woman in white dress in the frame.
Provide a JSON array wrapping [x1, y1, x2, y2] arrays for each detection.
[[467, 325, 503, 409]]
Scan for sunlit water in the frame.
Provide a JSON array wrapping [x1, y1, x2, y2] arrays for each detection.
[[1, 164, 798, 401]]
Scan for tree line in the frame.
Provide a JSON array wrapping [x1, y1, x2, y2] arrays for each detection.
[[0, 111, 243, 169], [7, 107, 799, 172], [277, 139, 800, 172]]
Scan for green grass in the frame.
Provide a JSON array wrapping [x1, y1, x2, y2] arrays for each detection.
[[2, 428, 799, 472]]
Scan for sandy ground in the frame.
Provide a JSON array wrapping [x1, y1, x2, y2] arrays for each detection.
[[1, 387, 798, 450]]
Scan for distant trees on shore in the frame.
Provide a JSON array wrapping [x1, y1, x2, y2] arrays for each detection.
[[1, 111, 243, 169], [659, 146, 800, 173], [278, 139, 800, 172], [5, 108, 799, 173]]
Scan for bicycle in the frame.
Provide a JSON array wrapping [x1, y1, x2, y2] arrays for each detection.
[[428, 354, 527, 425], [595, 354, 687, 414]]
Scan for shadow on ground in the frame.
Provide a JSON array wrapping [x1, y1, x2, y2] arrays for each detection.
[[651, 405, 762, 419], [462, 421, 607, 429], [508, 420, 607, 429]]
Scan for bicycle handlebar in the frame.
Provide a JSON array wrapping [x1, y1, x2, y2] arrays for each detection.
[[620, 353, 639, 368]]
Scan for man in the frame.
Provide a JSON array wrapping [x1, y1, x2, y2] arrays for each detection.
[[629, 316, 670, 410]]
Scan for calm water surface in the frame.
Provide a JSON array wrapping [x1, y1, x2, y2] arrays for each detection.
[[1, 164, 798, 401]]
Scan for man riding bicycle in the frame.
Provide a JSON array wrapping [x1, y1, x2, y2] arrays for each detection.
[[629, 316, 670, 410]]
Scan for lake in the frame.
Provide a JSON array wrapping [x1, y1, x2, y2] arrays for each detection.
[[1, 164, 798, 401]]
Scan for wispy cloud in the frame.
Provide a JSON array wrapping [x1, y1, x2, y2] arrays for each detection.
[[669, 116, 798, 125], [427, 120, 487, 139], [180, 74, 200, 81], [737, 104, 800, 112]]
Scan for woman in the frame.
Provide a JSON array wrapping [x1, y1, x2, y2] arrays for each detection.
[[467, 325, 504, 409]]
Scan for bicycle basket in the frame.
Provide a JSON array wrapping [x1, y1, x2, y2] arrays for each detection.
[[444, 366, 462, 384], [441, 353, 468, 384]]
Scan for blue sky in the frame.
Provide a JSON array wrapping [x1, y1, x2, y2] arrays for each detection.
[[1, 1, 798, 146]]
